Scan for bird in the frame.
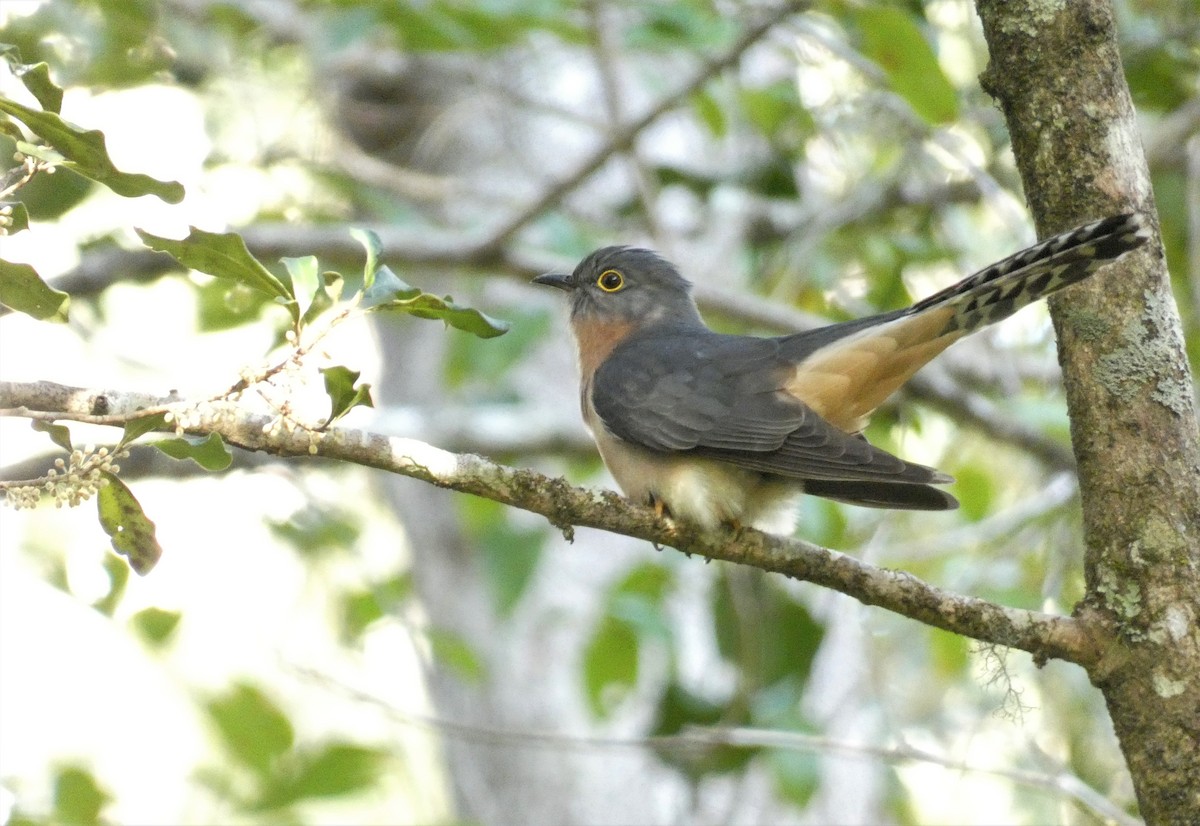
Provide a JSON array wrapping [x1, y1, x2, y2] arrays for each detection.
[[533, 213, 1151, 534]]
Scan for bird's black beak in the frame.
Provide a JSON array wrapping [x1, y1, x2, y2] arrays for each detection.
[[532, 272, 574, 291]]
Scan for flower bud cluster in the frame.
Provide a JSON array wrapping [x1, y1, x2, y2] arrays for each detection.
[[2, 485, 41, 510], [1, 444, 131, 511], [48, 445, 127, 507]]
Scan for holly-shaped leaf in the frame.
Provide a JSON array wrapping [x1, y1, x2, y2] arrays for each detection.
[[320, 365, 374, 427], [366, 268, 509, 338], [0, 95, 184, 202], [15, 62, 64, 113], [351, 227, 508, 338], [301, 271, 343, 327], [136, 228, 296, 321], [1, 46, 65, 112], [32, 419, 73, 451]]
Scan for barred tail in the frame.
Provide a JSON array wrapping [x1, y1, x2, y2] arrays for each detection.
[[910, 213, 1151, 336]]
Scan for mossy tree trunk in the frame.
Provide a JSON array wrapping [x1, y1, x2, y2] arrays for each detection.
[[976, 1, 1200, 822]]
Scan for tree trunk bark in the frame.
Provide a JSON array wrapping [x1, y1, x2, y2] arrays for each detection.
[[975, 1, 1200, 823]]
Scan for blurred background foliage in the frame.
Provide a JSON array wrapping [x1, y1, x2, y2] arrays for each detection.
[[0, 0, 1196, 823]]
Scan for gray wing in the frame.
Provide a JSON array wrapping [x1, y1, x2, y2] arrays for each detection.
[[591, 327, 954, 495]]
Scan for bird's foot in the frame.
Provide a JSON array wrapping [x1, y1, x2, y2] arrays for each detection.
[[649, 495, 673, 552]]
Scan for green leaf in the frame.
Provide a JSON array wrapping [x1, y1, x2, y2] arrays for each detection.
[[0, 135, 94, 219], [367, 275, 510, 338], [376, 2, 586, 51], [15, 139, 65, 165], [428, 628, 486, 684], [136, 228, 295, 318], [52, 765, 111, 826], [711, 572, 825, 687], [153, 432, 233, 471], [740, 81, 808, 137], [252, 743, 388, 811], [95, 472, 162, 576], [615, 561, 673, 603], [350, 227, 382, 290], [0, 95, 184, 201], [91, 553, 129, 618], [0, 258, 69, 322], [361, 263, 419, 307], [759, 587, 825, 687], [32, 419, 72, 451], [300, 271, 342, 327], [853, 7, 958, 125], [582, 561, 675, 719], [606, 561, 674, 639], [130, 606, 181, 648], [340, 591, 386, 643], [195, 279, 272, 331], [583, 613, 639, 718], [769, 748, 820, 808], [268, 504, 362, 561], [205, 683, 295, 779], [652, 680, 728, 736], [650, 681, 756, 778], [691, 89, 726, 137], [951, 464, 995, 522], [2, 200, 30, 233], [282, 255, 320, 320], [338, 573, 412, 643], [625, 5, 736, 50], [15, 61, 64, 113], [118, 412, 169, 448], [319, 365, 374, 426], [280, 254, 328, 326], [459, 498, 545, 616]]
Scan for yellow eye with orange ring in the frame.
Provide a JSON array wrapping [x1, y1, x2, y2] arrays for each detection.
[[597, 269, 625, 292]]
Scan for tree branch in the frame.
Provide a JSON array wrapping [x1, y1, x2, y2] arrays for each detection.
[[477, 0, 810, 251], [0, 378, 1101, 668]]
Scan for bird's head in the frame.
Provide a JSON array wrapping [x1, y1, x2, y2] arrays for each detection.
[[533, 246, 703, 328]]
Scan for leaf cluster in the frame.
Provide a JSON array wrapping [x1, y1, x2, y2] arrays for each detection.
[[1, 49, 509, 576]]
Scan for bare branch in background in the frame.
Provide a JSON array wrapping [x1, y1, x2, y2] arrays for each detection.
[[288, 662, 1137, 826], [478, 1, 811, 252]]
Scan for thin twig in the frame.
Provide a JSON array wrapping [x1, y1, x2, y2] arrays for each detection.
[[584, 0, 666, 246], [286, 662, 1137, 826]]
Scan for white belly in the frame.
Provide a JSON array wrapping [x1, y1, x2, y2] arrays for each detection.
[[589, 424, 800, 535]]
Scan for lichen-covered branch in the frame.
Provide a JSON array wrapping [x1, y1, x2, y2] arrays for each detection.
[[976, 1, 1200, 822], [1, 378, 1099, 668]]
